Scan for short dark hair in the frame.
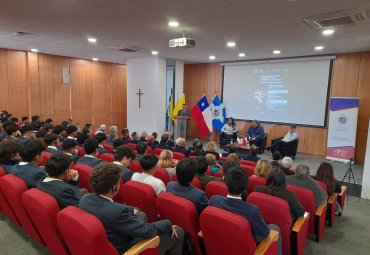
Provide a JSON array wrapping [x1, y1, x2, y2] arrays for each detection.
[[82, 126, 90, 134], [272, 151, 281, 161], [45, 118, 53, 123], [95, 133, 107, 143], [20, 125, 36, 135], [222, 160, 238, 175], [43, 123, 54, 132], [36, 130, 47, 138], [19, 139, 45, 162], [22, 116, 29, 122], [136, 142, 147, 155], [176, 158, 197, 186], [52, 125, 64, 135], [195, 141, 203, 151], [225, 167, 248, 195], [0, 140, 21, 161], [62, 138, 78, 150], [45, 154, 72, 177], [66, 125, 78, 135], [131, 132, 138, 139], [83, 138, 99, 155], [140, 154, 158, 171], [44, 133, 58, 145], [160, 134, 168, 143], [31, 115, 39, 122], [5, 125, 18, 135], [90, 163, 122, 194], [228, 144, 236, 153], [10, 117, 18, 123], [121, 128, 129, 136], [194, 156, 208, 174], [113, 138, 125, 149], [76, 132, 88, 145], [114, 145, 136, 161]]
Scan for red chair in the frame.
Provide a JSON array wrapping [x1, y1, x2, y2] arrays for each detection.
[[240, 164, 254, 176], [157, 192, 203, 255], [99, 153, 114, 162], [287, 185, 327, 242], [171, 175, 202, 190], [0, 166, 5, 177], [153, 166, 170, 185], [200, 206, 279, 255], [146, 146, 153, 154], [247, 175, 266, 194], [22, 189, 69, 255], [39, 151, 53, 166], [75, 146, 85, 156], [125, 143, 137, 150], [113, 179, 125, 204], [152, 148, 164, 155], [337, 186, 347, 216], [128, 160, 143, 173], [72, 164, 93, 192], [103, 143, 114, 152], [316, 180, 337, 227], [215, 170, 224, 178], [205, 167, 214, 176], [205, 181, 228, 199], [0, 177, 20, 225], [219, 157, 227, 162], [122, 181, 159, 222], [57, 206, 159, 255], [0, 174, 44, 244], [247, 192, 309, 255], [172, 151, 185, 160], [240, 160, 256, 167]]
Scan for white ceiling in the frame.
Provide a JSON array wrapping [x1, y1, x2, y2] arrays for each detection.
[[1, 0, 370, 64]]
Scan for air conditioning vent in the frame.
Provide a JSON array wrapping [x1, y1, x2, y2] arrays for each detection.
[[109, 44, 147, 53], [303, 9, 369, 29]]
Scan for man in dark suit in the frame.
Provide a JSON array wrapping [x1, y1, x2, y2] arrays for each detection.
[[95, 132, 111, 155], [5, 124, 20, 140], [154, 134, 173, 150], [37, 154, 82, 209], [113, 145, 135, 183], [11, 139, 47, 188], [79, 163, 184, 254], [167, 158, 208, 215], [44, 133, 61, 155], [62, 138, 80, 163], [19, 125, 37, 141], [135, 142, 147, 162], [76, 138, 103, 167], [172, 138, 190, 157], [127, 132, 140, 144], [189, 141, 206, 157]]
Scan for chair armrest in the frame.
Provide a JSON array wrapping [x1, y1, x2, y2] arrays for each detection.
[[292, 212, 310, 233], [315, 202, 327, 217], [328, 193, 337, 204], [339, 186, 347, 196], [253, 230, 279, 255], [198, 230, 203, 238], [123, 236, 160, 255]]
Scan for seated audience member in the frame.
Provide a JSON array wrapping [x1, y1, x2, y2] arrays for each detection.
[[172, 138, 190, 157], [226, 153, 241, 166], [194, 156, 223, 189], [44, 133, 61, 155], [31, 115, 41, 130], [221, 117, 238, 144], [154, 134, 173, 150], [221, 160, 238, 177], [113, 145, 135, 183], [280, 157, 294, 176], [139, 131, 148, 142], [76, 138, 103, 167], [271, 125, 298, 154], [45, 118, 53, 124], [66, 125, 78, 140], [241, 146, 260, 163], [167, 158, 208, 215], [79, 163, 183, 254], [188, 138, 200, 151], [0, 122, 10, 140], [19, 125, 37, 141], [76, 131, 89, 146], [120, 128, 131, 143], [205, 154, 221, 175], [164, 132, 175, 147], [21, 116, 30, 126], [255, 168, 305, 222], [271, 151, 281, 168], [314, 162, 341, 195], [189, 141, 206, 157], [147, 135, 158, 148], [95, 124, 106, 135], [82, 126, 92, 137], [132, 154, 166, 196], [52, 125, 65, 142], [128, 131, 140, 144], [62, 138, 80, 163], [254, 159, 272, 179], [9, 117, 19, 126], [157, 150, 177, 178], [205, 141, 220, 160], [245, 120, 265, 147], [135, 142, 147, 162], [5, 124, 20, 140], [36, 130, 47, 145], [107, 125, 118, 143], [209, 167, 282, 253], [12, 139, 47, 188], [43, 123, 54, 133], [286, 164, 328, 207], [0, 140, 21, 173], [222, 143, 237, 157], [37, 154, 83, 209], [113, 138, 125, 150], [95, 132, 110, 155]]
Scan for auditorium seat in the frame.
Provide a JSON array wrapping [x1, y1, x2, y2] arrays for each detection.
[[172, 151, 185, 160], [316, 180, 337, 227], [72, 164, 93, 192], [128, 160, 143, 173], [337, 186, 347, 216], [152, 148, 164, 155], [171, 175, 202, 190], [240, 164, 254, 176], [206, 167, 213, 176], [205, 181, 228, 199], [112, 179, 125, 204], [125, 143, 137, 150], [0, 174, 44, 244], [247, 175, 266, 194], [99, 153, 114, 162], [219, 157, 227, 162], [156, 192, 203, 255], [22, 189, 69, 255], [199, 206, 279, 255], [0, 166, 5, 177], [287, 185, 327, 242], [39, 151, 52, 166], [215, 170, 224, 178], [270, 137, 299, 159], [153, 166, 170, 185], [240, 160, 256, 167], [75, 146, 85, 156], [57, 206, 159, 255], [103, 143, 114, 152], [146, 146, 153, 154], [247, 192, 309, 255], [0, 176, 20, 225], [122, 181, 159, 222]]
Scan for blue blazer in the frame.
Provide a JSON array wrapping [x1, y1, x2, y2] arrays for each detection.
[[116, 164, 133, 183], [76, 156, 103, 168], [11, 162, 47, 188], [97, 145, 111, 155], [247, 125, 265, 139], [46, 147, 61, 155], [79, 194, 172, 253], [209, 196, 269, 244]]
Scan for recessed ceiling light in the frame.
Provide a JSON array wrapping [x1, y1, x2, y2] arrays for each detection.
[[209, 56, 216, 60], [168, 21, 179, 27], [88, 37, 97, 43], [273, 50, 281, 55], [92, 57, 98, 61], [239, 53, 246, 57], [30, 49, 39, 52], [151, 51, 158, 55], [227, 41, 236, 47], [315, 46, 324, 51], [322, 29, 334, 36]]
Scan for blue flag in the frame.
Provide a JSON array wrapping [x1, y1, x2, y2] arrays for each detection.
[[210, 95, 226, 133]]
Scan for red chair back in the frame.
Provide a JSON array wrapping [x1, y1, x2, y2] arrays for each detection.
[[240, 160, 256, 167], [112, 179, 125, 204], [22, 189, 69, 255], [128, 160, 143, 173], [215, 170, 224, 178], [157, 192, 202, 255], [171, 175, 202, 190], [153, 166, 170, 185], [72, 164, 93, 192], [0, 166, 5, 177], [153, 148, 165, 156], [39, 151, 53, 166], [122, 181, 159, 222], [57, 206, 119, 255], [172, 152, 185, 160], [219, 157, 227, 162], [146, 146, 153, 154], [75, 146, 85, 156], [103, 143, 114, 152], [99, 153, 114, 162], [125, 143, 137, 150], [206, 167, 213, 176], [0, 177, 20, 225], [240, 164, 254, 176], [0, 174, 44, 244], [247, 176, 266, 194], [205, 181, 228, 199]]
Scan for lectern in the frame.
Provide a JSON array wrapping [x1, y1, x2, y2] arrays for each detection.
[[174, 115, 191, 139]]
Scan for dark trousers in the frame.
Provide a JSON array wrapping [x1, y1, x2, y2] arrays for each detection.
[[249, 137, 262, 147], [271, 139, 286, 154]]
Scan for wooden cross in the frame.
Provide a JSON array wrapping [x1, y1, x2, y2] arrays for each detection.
[[136, 89, 144, 108]]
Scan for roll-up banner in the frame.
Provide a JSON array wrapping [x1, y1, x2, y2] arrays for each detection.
[[326, 97, 359, 163]]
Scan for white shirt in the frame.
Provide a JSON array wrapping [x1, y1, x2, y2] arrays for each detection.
[[67, 136, 77, 140], [19, 162, 30, 166], [227, 195, 242, 200], [48, 146, 58, 150], [131, 173, 166, 196], [43, 177, 63, 183], [282, 131, 298, 142], [221, 123, 237, 135], [99, 194, 113, 202]]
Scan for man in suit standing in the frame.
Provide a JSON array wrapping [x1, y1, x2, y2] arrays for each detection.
[[76, 138, 103, 167], [37, 154, 83, 209], [175, 104, 191, 139], [44, 133, 61, 155], [113, 145, 135, 183], [79, 163, 184, 255]]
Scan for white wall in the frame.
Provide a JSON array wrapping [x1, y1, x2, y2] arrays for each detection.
[[175, 60, 184, 102], [361, 118, 370, 199]]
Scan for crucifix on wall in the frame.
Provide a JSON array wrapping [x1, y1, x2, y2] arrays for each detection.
[[136, 89, 144, 108]]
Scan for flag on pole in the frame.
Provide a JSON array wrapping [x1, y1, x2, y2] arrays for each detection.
[[190, 95, 213, 138], [211, 95, 226, 133], [166, 92, 174, 130], [172, 94, 186, 125]]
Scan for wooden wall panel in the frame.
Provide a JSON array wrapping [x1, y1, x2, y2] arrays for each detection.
[[38, 54, 54, 117], [27, 52, 40, 115], [0, 49, 9, 111], [52, 56, 71, 116], [70, 59, 92, 115]]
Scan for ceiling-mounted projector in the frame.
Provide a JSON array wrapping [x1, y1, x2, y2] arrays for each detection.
[[169, 32, 195, 48]]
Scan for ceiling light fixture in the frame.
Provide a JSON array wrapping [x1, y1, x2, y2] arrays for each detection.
[[30, 49, 39, 52], [239, 53, 246, 57], [209, 55, 216, 60], [315, 46, 324, 51], [227, 41, 236, 47], [151, 51, 158, 55], [322, 29, 334, 35], [168, 21, 179, 27], [88, 37, 97, 43], [92, 57, 98, 61], [273, 50, 281, 55]]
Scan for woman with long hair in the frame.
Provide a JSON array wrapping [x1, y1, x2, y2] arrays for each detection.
[[315, 162, 341, 195], [221, 117, 238, 144], [254, 159, 272, 179], [205, 141, 220, 160], [157, 149, 178, 177]]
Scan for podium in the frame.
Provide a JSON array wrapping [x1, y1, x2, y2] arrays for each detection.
[[174, 115, 191, 139]]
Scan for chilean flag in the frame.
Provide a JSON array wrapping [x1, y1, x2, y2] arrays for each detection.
[[191, 95, 213, 138]]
